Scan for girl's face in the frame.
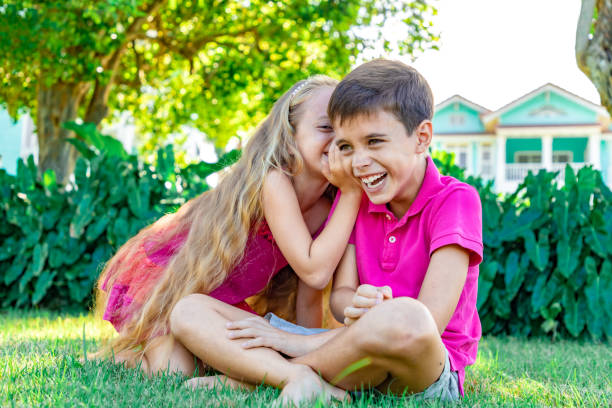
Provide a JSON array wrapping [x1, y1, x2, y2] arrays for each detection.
[[293, 86, 335, 176]]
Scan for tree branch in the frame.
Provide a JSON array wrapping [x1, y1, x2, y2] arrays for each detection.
[[125, 0, 168, 42], [576, 0, 597, 73]]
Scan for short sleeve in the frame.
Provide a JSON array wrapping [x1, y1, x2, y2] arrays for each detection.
[[429, 186, 483, 267], [326, 190, 357, 244]]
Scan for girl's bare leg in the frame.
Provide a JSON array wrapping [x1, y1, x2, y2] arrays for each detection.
[[106, 333, 202, 377], [143, 334, 203, 376], [170, 294, 347, 405]]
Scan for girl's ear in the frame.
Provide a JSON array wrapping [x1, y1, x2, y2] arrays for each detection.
[[415, 120, 432, 153]]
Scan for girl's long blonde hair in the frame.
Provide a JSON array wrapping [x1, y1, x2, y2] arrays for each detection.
[[94, 75, 338, 360]]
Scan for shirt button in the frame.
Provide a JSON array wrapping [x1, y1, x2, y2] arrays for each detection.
[[386, 214, 391, 220], [388, 236, 396, 243]]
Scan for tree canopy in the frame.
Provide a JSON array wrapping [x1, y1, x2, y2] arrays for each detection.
[[0, 0, 437, 183]]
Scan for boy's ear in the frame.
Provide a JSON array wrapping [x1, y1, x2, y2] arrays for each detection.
[[414, 120, 432, 154]]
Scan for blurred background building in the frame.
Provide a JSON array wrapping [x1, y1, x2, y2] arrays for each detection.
[[432, 83, 611, 192]]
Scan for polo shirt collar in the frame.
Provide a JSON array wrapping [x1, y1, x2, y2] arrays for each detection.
[[367, 155, 445, 220]]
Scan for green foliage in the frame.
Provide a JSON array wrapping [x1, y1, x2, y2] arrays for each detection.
[[0, 0, 438, 152], [434, 151, 612, 341], [2, 144, 611, 342], [0, 127, 239, 310]]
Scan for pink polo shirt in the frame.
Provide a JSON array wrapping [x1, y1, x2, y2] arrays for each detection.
[[335, 155, 483, 395]]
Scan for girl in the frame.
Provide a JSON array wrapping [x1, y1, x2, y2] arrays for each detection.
[[94, 76, 361, 386]]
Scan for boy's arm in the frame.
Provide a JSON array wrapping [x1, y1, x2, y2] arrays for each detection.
[[330, 244, 359, 323], [417, 244, 470, 334]]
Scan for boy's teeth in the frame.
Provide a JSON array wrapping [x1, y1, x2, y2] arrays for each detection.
[[362, 173, 385, 187]]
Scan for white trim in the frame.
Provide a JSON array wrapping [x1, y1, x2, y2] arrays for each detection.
[[482, 83, 609, 124], [434, 134, 496, 143], [435, 95, 491, 114], [588, 133, 602, 169], [496, 125, 601, 137]]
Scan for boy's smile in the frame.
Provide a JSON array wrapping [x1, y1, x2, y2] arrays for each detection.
[[334, 110, 431, 218]]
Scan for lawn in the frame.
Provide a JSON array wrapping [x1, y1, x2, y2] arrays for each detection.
[[1, 310, 610, 407]]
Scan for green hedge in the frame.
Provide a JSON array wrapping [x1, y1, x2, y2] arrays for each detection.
[[0, 123, 239, 310], [1, 132, 611, 340], [434, 152, 612, 341]]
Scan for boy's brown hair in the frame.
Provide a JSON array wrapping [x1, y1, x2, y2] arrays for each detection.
[[328, 59, 434, 134]]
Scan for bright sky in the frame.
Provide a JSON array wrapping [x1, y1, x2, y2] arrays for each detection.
[[384, 0, 601, 111]]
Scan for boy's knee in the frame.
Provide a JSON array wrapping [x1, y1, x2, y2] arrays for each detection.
[[357, 297, 438, 357]]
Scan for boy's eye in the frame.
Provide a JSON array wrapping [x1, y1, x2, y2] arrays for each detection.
[[368, 138, 382, 145], [337, 143, 352, 152]]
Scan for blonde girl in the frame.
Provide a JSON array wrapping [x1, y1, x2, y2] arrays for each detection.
[[94, 76, 361, 391]]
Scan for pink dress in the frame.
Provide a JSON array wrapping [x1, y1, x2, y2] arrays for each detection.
[[101, 222, 288, 331]]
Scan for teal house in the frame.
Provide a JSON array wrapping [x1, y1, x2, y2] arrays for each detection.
[[432, 83, 611, 192], [0, 109, 36, 174]]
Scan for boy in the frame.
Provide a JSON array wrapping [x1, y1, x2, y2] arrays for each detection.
[[227, 59, 483, 403]]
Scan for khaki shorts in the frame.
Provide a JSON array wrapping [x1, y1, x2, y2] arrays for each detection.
[[266, 313, 460, 401], [411, 348, 460, 401]]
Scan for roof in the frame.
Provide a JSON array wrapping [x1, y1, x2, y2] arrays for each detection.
[[481, 83, 608, 124], [435, 94, 491, 114]]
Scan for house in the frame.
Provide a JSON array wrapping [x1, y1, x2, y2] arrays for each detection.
[[0, 110, 36, 174], [0, 109, 217, 175], [432, 83, 612, 192]]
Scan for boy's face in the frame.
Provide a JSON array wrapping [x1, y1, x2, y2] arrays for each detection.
[[334, 110, 432, 218]]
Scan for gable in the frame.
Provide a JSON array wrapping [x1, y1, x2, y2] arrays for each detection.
[[433, 102, 485, 134], [499, 90, 599, 126]]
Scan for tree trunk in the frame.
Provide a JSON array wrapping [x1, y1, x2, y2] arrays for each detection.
[[37, 81, 90, 185], [576, 0, 612, 115]]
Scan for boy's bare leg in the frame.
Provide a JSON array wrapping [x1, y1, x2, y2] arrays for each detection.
[[292, 297, 447, 395], [170, 294, 347, 405]]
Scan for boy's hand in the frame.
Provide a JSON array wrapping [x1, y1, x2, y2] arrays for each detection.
[[321, 144, 360, 194], [343, 284, 392, 326]]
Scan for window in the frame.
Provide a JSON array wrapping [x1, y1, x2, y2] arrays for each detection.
[[458, 151, 468, 168], [450, 114, 465, 126], [481, 145, 493, 177], [553, 151, 573, 163], [515, 152, 541, 163], [447, 145, 468, 169]]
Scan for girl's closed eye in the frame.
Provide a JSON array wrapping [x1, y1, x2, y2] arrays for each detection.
[[317, 124, 334, 133]]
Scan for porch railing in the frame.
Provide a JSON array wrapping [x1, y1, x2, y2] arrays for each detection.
[[505, 163, 586, 182]]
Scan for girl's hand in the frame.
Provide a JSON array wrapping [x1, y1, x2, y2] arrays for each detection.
[[343, 284, 392, 326], [321, 144, 360, 194], [226, 316, 313, 357]]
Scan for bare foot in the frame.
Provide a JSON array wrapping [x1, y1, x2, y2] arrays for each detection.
[[276, 365, 348, 407], [184, 375, 255, 392]]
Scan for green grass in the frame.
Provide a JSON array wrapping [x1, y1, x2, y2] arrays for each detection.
[[1, 310, 610, 407]]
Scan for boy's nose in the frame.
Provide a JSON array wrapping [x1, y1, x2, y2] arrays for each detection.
[[352, 150, 372, 169]]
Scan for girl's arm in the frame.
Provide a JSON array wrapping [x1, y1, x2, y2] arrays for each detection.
[[262, 145, 361, 290], [295, 279, 323, 328]]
